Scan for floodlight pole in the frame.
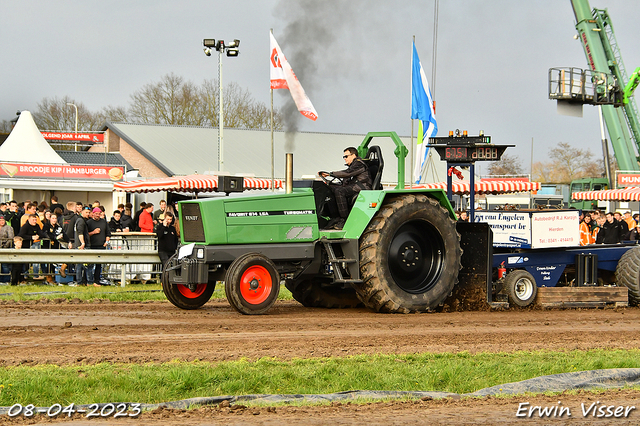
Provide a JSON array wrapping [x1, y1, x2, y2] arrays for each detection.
[[218, 47, 224, 172], [204, 39, 239, 172]]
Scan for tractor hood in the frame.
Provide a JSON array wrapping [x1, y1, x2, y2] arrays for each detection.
[[179, 191, 319, 245]]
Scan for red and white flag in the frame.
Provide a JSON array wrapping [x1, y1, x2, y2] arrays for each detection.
[[270, 32, 318, 121]]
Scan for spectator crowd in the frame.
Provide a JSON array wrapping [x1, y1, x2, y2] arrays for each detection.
[[0, 196, 179, 286], [579, 210, 639, 245]]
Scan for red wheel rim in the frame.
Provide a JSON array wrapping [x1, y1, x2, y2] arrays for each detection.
[[177, 284, 207, 298], [239, 265, 273, 305]]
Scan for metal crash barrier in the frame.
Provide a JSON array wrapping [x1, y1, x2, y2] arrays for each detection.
[[107, 233, 161, 284], [0, 233, 161, 287]]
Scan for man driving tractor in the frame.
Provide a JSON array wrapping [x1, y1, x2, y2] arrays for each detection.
[[319, 147, 372, 230]]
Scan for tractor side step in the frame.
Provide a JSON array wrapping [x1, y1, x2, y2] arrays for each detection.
[[334, 279, 363, 284], [327, 258, 357, 264], [320, 238, 351, 244], [320, 238, 358, 283]]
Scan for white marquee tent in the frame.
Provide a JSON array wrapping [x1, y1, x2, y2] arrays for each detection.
[[0, 111, 67, 164]]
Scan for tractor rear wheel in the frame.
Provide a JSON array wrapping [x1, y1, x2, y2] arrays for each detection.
[[356, 194, 461, 313], [285, 278, 363, 308], [616, 246, 640, 306], [162, 254, 216, 310], [225, 253, 280, 315]]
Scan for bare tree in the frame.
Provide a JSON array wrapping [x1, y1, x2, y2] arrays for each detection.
[[129, 73, 281, 129], [549, 142, 594, 182], [532, 142, 606, 183], [200, 79, 282, 129], [128, 73, 202, 125], [532, 161, 552, 183], [99, 105, 130, 123], [487, 154, 524, 176], [0, 120, 13, 133], [28, 73, 282, 133], [32, 96, 107, 131]]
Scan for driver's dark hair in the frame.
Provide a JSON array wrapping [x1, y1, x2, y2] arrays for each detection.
[[344, 147, 358, 156]]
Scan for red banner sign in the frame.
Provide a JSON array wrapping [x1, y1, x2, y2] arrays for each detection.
[[0, 162, 124, 181], [618, 174, 640, 187], [41, 132, 104, 143]]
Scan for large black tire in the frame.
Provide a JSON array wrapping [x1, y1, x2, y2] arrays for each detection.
[[285, 279, 363, 308], [504, 270, 537, 307], [616, 246, 640, 306], [162, 254, 216, 310], [355, 194, 461, 313], [225, 253, 280, 315]]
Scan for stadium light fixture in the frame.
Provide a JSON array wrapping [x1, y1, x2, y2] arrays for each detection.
[[203, 38, 241, 172]]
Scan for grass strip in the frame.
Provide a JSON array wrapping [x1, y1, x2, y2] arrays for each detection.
[[0, 284, 167, 302], [1, 349, 639, 406], [0, 284, 293, 302]]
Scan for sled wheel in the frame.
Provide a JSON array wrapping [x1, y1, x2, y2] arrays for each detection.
[[616, 246, 640, 306], [505, 270, 537, 307], [225, 253, 280, 315], [162, 254, 215, 310], [285, 278, 363, 308], [356, 194, 462, 313]]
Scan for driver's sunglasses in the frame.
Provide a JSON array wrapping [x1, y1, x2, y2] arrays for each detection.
[[343, 154, 351, 159]]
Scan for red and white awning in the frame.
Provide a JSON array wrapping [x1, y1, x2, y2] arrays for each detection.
[[572, 187, 640, 201], [410, 180, 541, 195], [113, 174, 283, 193]]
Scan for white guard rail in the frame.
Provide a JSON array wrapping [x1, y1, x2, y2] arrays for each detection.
[[0, 233, 161, 287]]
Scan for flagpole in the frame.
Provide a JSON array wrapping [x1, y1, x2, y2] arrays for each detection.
[[410, 36, 415, 188], [270, 29, 275, 192]]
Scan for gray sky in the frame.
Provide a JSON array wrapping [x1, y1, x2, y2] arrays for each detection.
[[2, 0, 639, 174]]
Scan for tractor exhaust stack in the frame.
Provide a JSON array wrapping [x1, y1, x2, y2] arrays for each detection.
[[285, 152, 293, 194]]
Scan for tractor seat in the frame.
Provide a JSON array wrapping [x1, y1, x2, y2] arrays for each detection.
[[349, 146, 385, 208], [363, 145, 384, 190]]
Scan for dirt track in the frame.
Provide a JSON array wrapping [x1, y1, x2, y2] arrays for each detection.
[[2, 300, 640, 424], [1, 300, 640, 366]]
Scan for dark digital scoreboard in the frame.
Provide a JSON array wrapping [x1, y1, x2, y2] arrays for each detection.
[[428, 133, 513, 163], [442, 146, 500, 162]]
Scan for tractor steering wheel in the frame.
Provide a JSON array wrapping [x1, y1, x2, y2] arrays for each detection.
[[318, 171, 342, 185]]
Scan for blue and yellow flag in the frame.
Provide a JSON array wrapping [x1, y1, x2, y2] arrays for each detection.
[[411, 42, 438, 184]]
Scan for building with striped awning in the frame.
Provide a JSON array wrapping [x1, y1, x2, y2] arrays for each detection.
[[572, 187, 640, 202]]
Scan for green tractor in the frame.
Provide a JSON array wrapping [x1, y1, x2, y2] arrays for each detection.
[[163, 132, 463, 314]]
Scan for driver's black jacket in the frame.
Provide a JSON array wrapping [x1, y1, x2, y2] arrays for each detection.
[[330, 158, 372, 190]]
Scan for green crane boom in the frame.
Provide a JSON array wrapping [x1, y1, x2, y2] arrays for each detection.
[[572, 0, 640, 171]]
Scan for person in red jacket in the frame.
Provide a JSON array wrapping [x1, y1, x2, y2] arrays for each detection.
[[138, 203, 154, 233]]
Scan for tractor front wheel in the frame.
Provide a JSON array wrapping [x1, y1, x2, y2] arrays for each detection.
[[225, 253, 280, 315], [162, 254, 216, 310]]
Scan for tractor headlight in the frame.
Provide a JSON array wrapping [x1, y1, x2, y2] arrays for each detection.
[[196, 247, 205, 259]]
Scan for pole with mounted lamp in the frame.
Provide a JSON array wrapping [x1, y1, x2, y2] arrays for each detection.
[[66, 102, 78, 151], [203, 38, 240, 173]]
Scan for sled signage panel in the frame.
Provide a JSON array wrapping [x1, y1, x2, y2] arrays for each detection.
[[474, 211, 531, 248], [530, 211, 580, 249]]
